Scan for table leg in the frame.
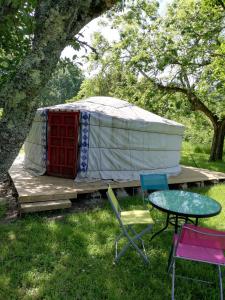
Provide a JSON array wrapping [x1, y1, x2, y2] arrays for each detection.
[[175, 215, 178, 233], [195, 217, 198, 225], [150, 213, 170, 241]]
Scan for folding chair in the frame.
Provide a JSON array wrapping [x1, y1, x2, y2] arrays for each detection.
[[140, 173, 169, 205], [107, 186, 154, 264], [168, 224, 225, 300]]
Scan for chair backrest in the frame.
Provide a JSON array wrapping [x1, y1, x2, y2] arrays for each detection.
[[140, 174, 169, 192], [107, 186, 121, 217], [180, 224, 225, 250]]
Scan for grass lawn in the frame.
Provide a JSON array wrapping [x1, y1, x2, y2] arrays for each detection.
[[181, 141, 225, 173], [0, 183, 225, 300]]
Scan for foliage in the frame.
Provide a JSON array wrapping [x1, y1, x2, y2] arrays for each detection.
[[0, 0, 36, 87], [76, 64, 150, 104], [40, 58, 84, 106], [78, 65, 213, 147], [173, 111, 213, 146], [0, 183, 225, 299], [0, 0, 119, 181], [81, 0, 225, 161]]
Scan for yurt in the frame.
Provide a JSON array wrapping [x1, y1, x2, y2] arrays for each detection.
[[24, 96, 184, 181]]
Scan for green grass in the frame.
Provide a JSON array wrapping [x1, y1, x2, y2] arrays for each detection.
[[181, 141, 225, 173], [0, 204, 6, 219], [0, 184, 225, 300]]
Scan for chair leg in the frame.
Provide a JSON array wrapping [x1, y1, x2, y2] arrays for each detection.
[[171, 260, 176, 300], [126, 234, 149, 264], [115, 232, 125, 262], [115, 225, 152, 264], [129, 226, 145, 247], [115, 235, 149, 264], [218, 265, 223, 300], [167, 244, 174, 273]]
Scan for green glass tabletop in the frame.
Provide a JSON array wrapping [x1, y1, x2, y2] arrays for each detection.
[[148, 190, 222, 217]]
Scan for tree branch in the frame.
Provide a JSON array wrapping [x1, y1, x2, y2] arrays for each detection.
[[75, 38, 99, 57], [139, 68, 219, 126]]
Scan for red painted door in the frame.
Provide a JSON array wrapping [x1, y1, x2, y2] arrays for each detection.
[[47, 111, 79, 178]]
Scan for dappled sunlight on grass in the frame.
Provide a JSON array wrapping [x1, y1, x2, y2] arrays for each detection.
[[8, 231, 16, 241], [0, 185, 225, 299]]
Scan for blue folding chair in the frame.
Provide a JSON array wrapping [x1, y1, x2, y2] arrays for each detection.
[[140, 173, 169, 205], [140, 174, 198, 241], [140, 174, 171, 240]]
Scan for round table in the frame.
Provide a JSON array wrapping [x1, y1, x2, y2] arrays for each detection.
[[148, 190, 222, 239]]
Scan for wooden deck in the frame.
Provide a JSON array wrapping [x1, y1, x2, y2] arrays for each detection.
[[9, 155, 225, 212]]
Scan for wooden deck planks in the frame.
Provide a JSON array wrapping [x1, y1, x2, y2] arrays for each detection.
[[20, 200, 71, 213], [169, 165, 225, 184], [9, 156, 225, 205], [9, 158, 77, 202]]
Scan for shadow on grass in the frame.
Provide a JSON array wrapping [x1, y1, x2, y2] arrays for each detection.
[[0, 195, 223, 300]]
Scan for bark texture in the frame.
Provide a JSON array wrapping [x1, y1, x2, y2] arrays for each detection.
[[0, 0, 118, 180], [210, 120, 225, 161]]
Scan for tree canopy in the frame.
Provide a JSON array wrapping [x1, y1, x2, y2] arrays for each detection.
[[80, 0, 225, 161], [0, 0, 119, 180], [40, 58, 84, 106], [0, 1, 36, 87]]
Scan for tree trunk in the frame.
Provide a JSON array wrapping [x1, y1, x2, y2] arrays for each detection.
[[209, 120, 225, 161], [0, 0, 117, 181]]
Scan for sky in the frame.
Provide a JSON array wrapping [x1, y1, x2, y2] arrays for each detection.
[[61, 0, 172, 75]]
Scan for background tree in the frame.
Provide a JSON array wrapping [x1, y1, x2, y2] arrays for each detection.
[[40, 58, 84, 106], [0, 0, 119, 180], [84, 0, 225, 161], [78, 62, 213, 147]]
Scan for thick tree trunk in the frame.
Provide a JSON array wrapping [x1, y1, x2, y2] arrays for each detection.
[[0, 0, 117, 181], [209, 120, 225, 161]]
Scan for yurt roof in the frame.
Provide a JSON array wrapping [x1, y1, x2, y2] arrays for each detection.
[[40, 96, 184, 129]]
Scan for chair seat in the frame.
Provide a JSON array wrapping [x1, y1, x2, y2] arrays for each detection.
[[121, 210, 153, 225], [176, 242, 225, 265]]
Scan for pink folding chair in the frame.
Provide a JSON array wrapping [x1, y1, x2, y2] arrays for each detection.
[[168, 224, 225, 300]]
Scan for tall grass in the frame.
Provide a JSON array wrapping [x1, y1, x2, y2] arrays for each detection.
[[182, 141, 212, 155], [181, 141, 225, 173]]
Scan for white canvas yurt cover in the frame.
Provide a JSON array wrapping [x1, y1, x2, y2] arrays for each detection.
[[24, 96, 184, 181]]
